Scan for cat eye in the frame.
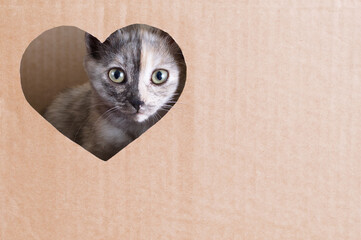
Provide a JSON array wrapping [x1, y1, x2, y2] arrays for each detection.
[[151, 69, 168, 85], [108, 68, 125, 83]]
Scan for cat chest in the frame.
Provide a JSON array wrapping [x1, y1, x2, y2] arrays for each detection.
[[97, 122, 132, 147]]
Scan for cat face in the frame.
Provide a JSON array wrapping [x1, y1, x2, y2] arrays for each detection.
[[83, 24, 186, 123]]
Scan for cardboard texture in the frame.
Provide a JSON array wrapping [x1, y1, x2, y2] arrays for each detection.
[[21, 26, 88, 114], [1, 0, 361, 239]]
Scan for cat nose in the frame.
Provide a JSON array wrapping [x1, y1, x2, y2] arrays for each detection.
[[130, 99, 144, 112]]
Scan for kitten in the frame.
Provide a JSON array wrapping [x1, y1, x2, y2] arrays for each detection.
[[44, 24, 186, 160]]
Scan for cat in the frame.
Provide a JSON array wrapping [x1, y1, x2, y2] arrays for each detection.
[[44, 24, 186, 160]]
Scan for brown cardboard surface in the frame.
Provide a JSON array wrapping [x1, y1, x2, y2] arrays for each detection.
[[1, 0, 361, 239], [21, 26, 88, 114]]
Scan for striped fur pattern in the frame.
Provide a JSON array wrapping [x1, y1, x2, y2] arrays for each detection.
[[44, 24, 186, 160]]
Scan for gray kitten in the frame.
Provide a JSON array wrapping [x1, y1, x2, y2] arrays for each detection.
[[44, 24, 186, 160]]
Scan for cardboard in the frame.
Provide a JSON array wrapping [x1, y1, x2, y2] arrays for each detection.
[[21, 26, 88, 114], [1, 0, 361, 239]]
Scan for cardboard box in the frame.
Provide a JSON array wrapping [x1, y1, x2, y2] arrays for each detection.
[[1, 0, 361, 239]]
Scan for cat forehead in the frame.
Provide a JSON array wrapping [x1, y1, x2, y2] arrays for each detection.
[[107, 25, 174, 62], [116, 25, 169, 45]]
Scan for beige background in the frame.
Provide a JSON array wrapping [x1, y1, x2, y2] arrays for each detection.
[[21, 26, 88, 114], [1, 0, 361, 239]]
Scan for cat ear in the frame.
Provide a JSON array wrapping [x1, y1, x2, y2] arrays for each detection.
[[103, 30, 121, 47], [85, 33, 102, 59]]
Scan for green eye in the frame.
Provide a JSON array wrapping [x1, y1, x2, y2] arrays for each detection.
[[108, 68, 125, 83], [151, 69, 168, 85]]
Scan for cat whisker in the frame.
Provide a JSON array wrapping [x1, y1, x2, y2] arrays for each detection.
[[91, 106, 120, 130], [160, 105, 187, 112], [162, 104, 177, 108], [160, 105, 172, 109], [166, 101, 187, 105], [149, 111, 163, 125], [159, 108, 171, 112], [147, 113, 158, 125], [154, 112, 162, 123], [73, 114, 91, 142]]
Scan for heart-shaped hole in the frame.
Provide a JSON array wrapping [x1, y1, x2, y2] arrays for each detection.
[[20, 24, 186, 161]]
